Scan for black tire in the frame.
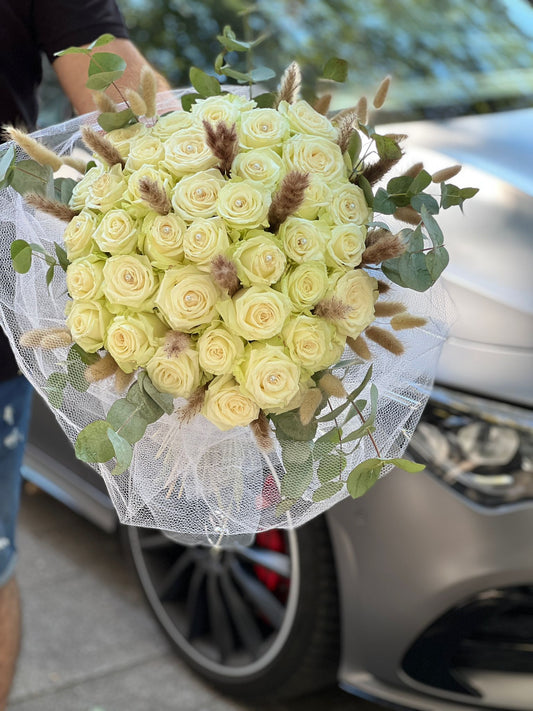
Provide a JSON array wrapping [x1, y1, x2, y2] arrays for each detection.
[[125, 516, 340, 701]]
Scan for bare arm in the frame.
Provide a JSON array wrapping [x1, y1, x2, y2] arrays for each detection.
[[52, 38, 171, 116]]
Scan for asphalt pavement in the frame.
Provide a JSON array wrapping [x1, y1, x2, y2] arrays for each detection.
[[8, 488, 381, 711]]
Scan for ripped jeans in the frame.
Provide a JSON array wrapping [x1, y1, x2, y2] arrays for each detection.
[[0, 376, 32, 587]]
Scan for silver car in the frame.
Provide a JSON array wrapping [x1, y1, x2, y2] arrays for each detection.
[[23, 1, 533, 707]]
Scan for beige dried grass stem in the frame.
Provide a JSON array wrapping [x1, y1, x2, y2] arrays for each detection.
[[362, 234, 405, 265], [314, 296, 352, 321], [140, 66, 158, 118], [114, 369, 135, 393], [62, 155, 88, 174], [20, 328, 67, 348], [202, 120, 239, 177], [92, 91, 117, 114], [25, 193, 79, 222], [40, 331, 73, 349], [374, 301, 406, 318], [177, 386, 206, 424], [299, 388, 323, 426], [164, 331, 191, 358], [432, 164, 462, 183], [373, 76, 391, 109], [80, 125, 125, 168], [275, 62, 302, 107], [138, 177, 171, 215], [347, 334, 372, 361], [250, 411, 274, 452], [4, 126, 62, 171], [394, 206, 422, 226], [365, 326, 404, 355], [85, 353, 118, 383], [210, 254, 240, 296], [313, 94, 332, 115], [268, 170, 310, 233], [391, 314, 428, 331], [402, 162, 424, 179], [319, 373, 346, 399]]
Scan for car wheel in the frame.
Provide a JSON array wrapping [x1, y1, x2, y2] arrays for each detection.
[[125, 516, 339, 700]]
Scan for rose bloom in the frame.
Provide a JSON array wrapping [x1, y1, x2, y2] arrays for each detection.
[[329, 269, 378, 338], [232, 147, 284, 190], [231, 232, 286, 287], [327, 183, 372, 225], [66, 299, 112, 353], [69, 165, 106, 211], [125, 135, 165, 172], [171, 169, 225, 221], [140, 212, 187, 269], [325, 224, 366, 269], [217, 285, 292, 341], [124, 166, 174, 219], [234, 342, 301, 412], [283, 135, 347, 182], [282, 314, 344, 371], [103, 254, 158, 311], [155, 264, 220, 332], [278, 99, 338, 141], [191, 93, 255, 127], [105, 313, 167, 373], [151, 111, 193, 140], [93, 209, 138, 255], [85, 164, 127, 213], [197, 322, 245, 376], [202, 374, 259, 431], [183, 217, 230, 270], [295, 175, 332, 221], [106, 122, 148, 157], [239, 108, 290, 149], [63, 209, 100, 260], [217, 180, 271, 230], [278, 216, 326, 263], [146, 346, 201, 398], [66, 255, 105, 301], [279, 261, 329, 311], [162, 128, 218, 178]]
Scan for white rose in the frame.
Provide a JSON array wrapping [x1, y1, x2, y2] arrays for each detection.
[[278, 99, 338, 141], [171, 169, 225, 221]]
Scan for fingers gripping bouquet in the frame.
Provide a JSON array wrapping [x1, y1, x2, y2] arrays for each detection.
[[0, 31, 476, 544]]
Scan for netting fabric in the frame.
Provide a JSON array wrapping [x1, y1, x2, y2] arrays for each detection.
[[0, 91, 451, 546]]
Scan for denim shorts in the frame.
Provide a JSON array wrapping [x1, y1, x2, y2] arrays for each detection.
[[0, 376, 33, 587]]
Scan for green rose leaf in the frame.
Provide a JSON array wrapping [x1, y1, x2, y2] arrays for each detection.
[[97, 108, 135, 132], [0, 145, 15, 188], [322, 57, 348, 83], [10, 240, 33, 273], [107, 428, 133, 476], [10, 160, 53, 197], [75, 420, 115, 463], [312, 480, 344, 502], [189, 67, 222, 98], [181, 93, 200, 112], [44, 372, 68, 409]]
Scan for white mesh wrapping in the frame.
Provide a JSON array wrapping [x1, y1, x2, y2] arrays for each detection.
[[0, 92, 452, 546]]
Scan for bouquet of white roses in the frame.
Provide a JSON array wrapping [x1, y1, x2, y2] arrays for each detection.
[[0, 31, 476, 544]]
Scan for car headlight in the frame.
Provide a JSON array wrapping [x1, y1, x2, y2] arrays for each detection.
[[408, 386, 533, 507]]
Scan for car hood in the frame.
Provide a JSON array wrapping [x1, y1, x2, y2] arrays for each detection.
[[384, 109, 533, 406]]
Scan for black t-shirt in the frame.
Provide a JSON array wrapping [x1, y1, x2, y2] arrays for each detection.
[[0, 0, 128, 381]]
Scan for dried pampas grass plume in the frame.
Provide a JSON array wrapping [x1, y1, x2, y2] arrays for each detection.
[[80, 125, 125, 168], [40, 330, 73, 349], [62, 155, 88, 174], [3, 126, 62, 171], [299, 388, 323, 426], [365, 326, 404, 356], [374, 301, 406, 317], [336, 111, 358, 154], [85, 353, 118, 383], [210, 254, 240, 296], [377, 279, 391, 294], [402, 162, 424, 179], [92, 91, 117, 114], [347, 335, 372, 361], [138, 177, 171, 215], [391, 314, 428, 331], [20, 328, 68, 349], [314, 296, 352, 321], [125, 88, 147, 117], [275, 62, 302, 107], [393, 206, 422, 226], [362, 154, 403, 186], [164, 331, 191, 358], [355, 96, 368, 124], [25, 193, 79, 222], [362, 234, 406, 265], [313, 94, 332, 115], [432, 164, 462, 183], [114, 369, 135, 393], [250, 411, 274, 452], [202, 120, 239, 177], [177, 386, 206, 425], [373, 75, 391, 109], [268, 170, 310, 233], [319, 373, 347, 399], [140, 66, 158, 118]]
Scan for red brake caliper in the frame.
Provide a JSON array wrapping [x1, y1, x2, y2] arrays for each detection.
[[254, 529, 288, 594]]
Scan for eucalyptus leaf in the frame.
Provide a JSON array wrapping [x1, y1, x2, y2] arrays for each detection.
[[54, 46, 91, 57], [10, 240, 32, 273], [317, 453, 346, 483], [189, 67, 221, 98], [410, 193, 439, 214], [279, 439, 312, 465], [387, 175, 413, 196], [271, 410, 317, 441], [54, 177, 77, 205], [97, 109, 136, 132], [374, 134, 402, 160], [425, 245, 449, 282], [69, 343, 99, 366], [44, 372, 67, 408], [125, 378, 165, 423], [410, 169, 432, 194], [66, 346, 90, 392], [313, 428, 342, 459], [0, 145, 15, 187], [217, 26, 253, 52], [140, 374, 175, 415], [275, 498, 296, 518], [45, 264, 55, 287], [54, 243, 70, 271], [421, 204, 444, 247], [181, 93, 200, 112], [312, 480, 344, 502], [88, 34, 115, 49], [346, 458, 384, 498], [220, 66, 252, 84], [108, 428, 133, 476], [355, 173, 373, 208], [86, 71, 124, 91], [11, 160, 53, 197], [322, 57, 348, 82], [75, 420, 115, 463], [373, 188, 396, 215], [280, 454, 314, 499], [249, 67, 276, 83], [253, 92, 276, 108], [106, 399, 150, 444]]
